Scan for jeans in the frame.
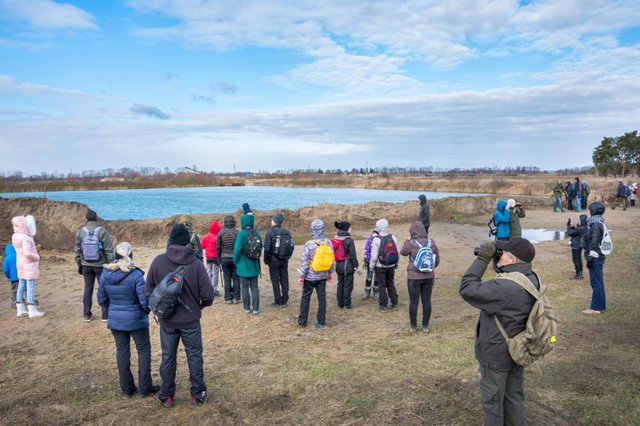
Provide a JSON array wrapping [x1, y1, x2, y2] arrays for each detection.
[[553, 196, 564, 212], [111, 328, 153, 395], [479, 364, 525, 426], [205, 260, 220, 292], [571, 248, 583, 274], [298, 279, 327, 326], [16, 278, 36, 304], [575, 196, 582, 212], [268, 260, 289, 305], [240, 276, 260, 312], [221, 258, 240, 301], [375, 267, 397, 307], [336, 272, 354, 308], [82, 266, 107, 319], [588, 258, 606, 311], [408, 278, 434, 328], [159, 323, 206, 400]]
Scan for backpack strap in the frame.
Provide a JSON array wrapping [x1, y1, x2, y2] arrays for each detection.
[[175, 263, 193, 313], [493, 271, 542, 341]]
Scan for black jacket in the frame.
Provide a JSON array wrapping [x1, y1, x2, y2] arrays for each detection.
[[586, 221, 605, 259], [217, 215, 239, 259], [460, 260, 538, 371], [418, 195, 430, 228], [567, 214, 587, 249], [333, 230, 359, 274], [264, 225, 293, 264], [145, 245, 214, 328]]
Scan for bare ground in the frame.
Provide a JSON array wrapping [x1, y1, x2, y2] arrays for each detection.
[[0, 201, 639, 425]]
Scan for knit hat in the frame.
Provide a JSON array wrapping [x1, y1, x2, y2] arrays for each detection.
[[588, 202, 606, 216], [273, 213, 285, 225], [115, 242, 133, 259], [495, 237, 536, 263], [334, 221, 351, 231], [169, 223, 191, 246], [242, 203, 252, 214], [507, 199, 516, 208]]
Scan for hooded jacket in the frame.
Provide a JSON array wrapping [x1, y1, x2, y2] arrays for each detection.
[[493, 200, 511, 239], [201, 220, 222, 261], [145, 245, 214, 328], [400, 221, 440, 280], [586, 202, 606, 260], [333, 230, 359, 275], [369, 219, 399, 269], [418, 195, 430, 228], [2, 244, 18, 282], [507, 201, 525, 239], [264, 225, 294, 264], [75, 220, 115, 268], [567, 214, 588, 249], [217, 215, 239, 259], [233, 214, 261, 278], [98, 266, 149, 331], [11, 216, 40, 280], [298, 219, 335, 281]]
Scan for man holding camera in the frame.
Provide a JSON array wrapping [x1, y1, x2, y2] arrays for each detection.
[[460, 237, 539, 425]]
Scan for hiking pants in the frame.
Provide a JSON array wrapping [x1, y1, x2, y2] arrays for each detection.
[[571, 248, 583, 274], [479, 364, 525, 426], [82, 266, 107, 319], [268, 259, 289, 305], [375, 267, 397, 307], [111, 328, 153, 396], [408, 278, 434, 328], [336, 271, 354, 308], [221, 257, 240, 302], [240, 275, 260, 312], [159, 323, 206, 401], [588, 258, 606, 311], [205, 258, 220, 293], [16, 278, 36, 305], [298, 279, 327, 326]]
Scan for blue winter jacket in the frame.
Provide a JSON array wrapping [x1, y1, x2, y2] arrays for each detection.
[[98, 267, 149, 331], [2, 244, 18, 282], [494, 200, 511, 239]]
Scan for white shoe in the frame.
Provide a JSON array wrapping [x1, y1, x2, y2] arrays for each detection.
[[17, 303, 28, 318], [28, 303, 45, 318]]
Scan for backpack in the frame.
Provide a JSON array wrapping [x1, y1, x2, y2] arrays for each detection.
[[81, 226, 103, 261], [148, 263, 193, 319], [310, 239, 334, 272], [494, 271, 558, 367], [274, 229, 294, 259], [378, 235, 399, 266], [331, 238, 347, 262], [412, 239, 436, 272], [243, 229, 262, 260], [599, 223, 613, 256], [582, 182, 591, 197], [487, 217, 498, 237]]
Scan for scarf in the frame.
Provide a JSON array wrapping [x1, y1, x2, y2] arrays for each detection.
[[587, 215, 604, 225]]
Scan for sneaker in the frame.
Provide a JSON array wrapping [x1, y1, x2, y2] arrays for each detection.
[[122, 387, 137, 399], [582, 308, 601, 315], [141, 385, 160, 397], [270, 303, 281, 308], [409, 327, 416, 333], [345, 305, 352, 310], [160, 396, 175, 408], [233, 299, 241, 304], [391, 304, 399, 311], [243, 309, 251, 314], [378, 306, 387, 313], [297, 322, 307, 328], [280, 303, 288, 308], [191, 391, 207, 407], [83, 315, 92, 322], [252, 310, 260, 315], [315, 322, 325, 329], [224, 300, 233, 304], [422, 327, 431, 334]]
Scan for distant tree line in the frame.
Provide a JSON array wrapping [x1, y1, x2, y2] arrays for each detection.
[[592, 131, 640, 177]]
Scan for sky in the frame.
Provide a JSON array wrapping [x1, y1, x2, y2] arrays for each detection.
[[1, 0, 639, 175]]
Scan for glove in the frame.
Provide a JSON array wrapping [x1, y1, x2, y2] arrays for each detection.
[[476, 242, 496, 264], [567, 218, 571, 226], [586, 258, 594, 269], [77, 264, 83, 275], [588, 250, 599, 259]]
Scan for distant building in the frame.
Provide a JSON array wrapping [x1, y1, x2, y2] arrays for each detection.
[[100, 177, 125, 182]]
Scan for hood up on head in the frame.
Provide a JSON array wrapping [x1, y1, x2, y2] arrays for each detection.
[[409, 221, 428, 239], [418, 194, 427, 206], [223, 215, 236, 228], [26, 215, 36, 236], [240, 213, 255, 229], [496, 200, 507, 212], [209, 220, 222, 235], [578, 214, 588, 226], [375, 219, 389, 235], [311, 219, 325, 240]]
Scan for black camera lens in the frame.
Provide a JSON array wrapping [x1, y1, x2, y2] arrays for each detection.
[[473, 246, 480, 256]]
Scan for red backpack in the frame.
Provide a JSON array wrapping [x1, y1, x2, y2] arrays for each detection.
[[331, 238, 347, 262]]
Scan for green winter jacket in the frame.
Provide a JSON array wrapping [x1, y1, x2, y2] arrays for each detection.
[[552, 183, 565, 197], [509, 206, 526, 239], [233, 214, 261, 278]]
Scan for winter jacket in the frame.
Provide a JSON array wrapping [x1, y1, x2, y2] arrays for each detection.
[[508, 206, 525, 239], [567, 215, 587, 249], [11, 216, 40, 280], [418, 195, 430, 229], [217, 215, 239, 259], [586, 220, 606, 260], [145, 245, 214, 329], [400, 221, 440, 280], [233, 214, 261, 278], [493, 201, 511, 239], [98, 266, 149, 331], [201, 220, 222, 261], [552, 183, 565, 197], [616, 182, 628, 198], [75, 221, 115, 268], [369, 219, 399, 269], [460, 260, 539, 371], [3, 244, 18, 282], [264, 225, 294, 264], [298, 220, 335, 281], [363, 234, 377, 263], [333, 230, 359, 275]]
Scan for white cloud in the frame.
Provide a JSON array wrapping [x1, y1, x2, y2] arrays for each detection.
[[0, 0, 97, 30]]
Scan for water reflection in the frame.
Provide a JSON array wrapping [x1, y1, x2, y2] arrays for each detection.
[[522, 228, 566, 244]]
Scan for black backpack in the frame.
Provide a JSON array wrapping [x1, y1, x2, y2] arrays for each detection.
[[378, 235, 399, 266], [274, 229, 294, 259], [148, 263, 192, 319], [244, 229, 263, 260]]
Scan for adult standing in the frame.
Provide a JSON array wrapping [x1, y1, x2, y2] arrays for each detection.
[[264, 213, 294, 308], [565, 181, 574, 211], [369, 219, 399, 312], [75, 209, 114, 322], [201, 219, 222, 297], [145, 224, 214, 408], [217, 215, 240, 304], [507, 199, 525, 239], [12, 215, 45, 318], [170, 215, 203, 261], [574, 177, 584, 212], [417, 194, 430, 233], [233, 214, 262, 315], [567, 214, 587, 280], [552, 180, 565, 212], [97, 242, 159, 398], [493, 200, 510, 241], [333, 221, 359, 310], [616, 181, 628, 211], [460, 237, 539, 425], [583, 202, 607, 314]]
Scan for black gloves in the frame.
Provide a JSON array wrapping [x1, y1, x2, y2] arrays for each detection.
[[567, 218, 571, 227], [586, 257, 594, 269], [476, 242, 496, 264], [77, 264, 83, 275]]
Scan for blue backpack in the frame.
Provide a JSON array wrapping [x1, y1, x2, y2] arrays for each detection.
[[413, 239, 436, 272], [81, 226, 103, 261]]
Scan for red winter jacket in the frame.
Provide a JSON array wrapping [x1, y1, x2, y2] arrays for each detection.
[[201, 220, 222, 260]]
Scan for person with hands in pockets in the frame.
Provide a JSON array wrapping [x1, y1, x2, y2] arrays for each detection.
[[583, 202, 607, 315]]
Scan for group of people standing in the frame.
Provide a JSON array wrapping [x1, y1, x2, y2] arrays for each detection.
[[493, 198, 526, 240], [552, 177, 590, 212]]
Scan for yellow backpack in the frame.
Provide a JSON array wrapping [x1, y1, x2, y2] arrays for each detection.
[[310, 239, 334, 272]]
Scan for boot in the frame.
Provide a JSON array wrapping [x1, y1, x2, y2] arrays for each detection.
[[361, 288, 371, 300], [28, 303, 45, 318], [17, 302, 28, 318], [373, 291, 379, 301], [576, 271, 583, 280]]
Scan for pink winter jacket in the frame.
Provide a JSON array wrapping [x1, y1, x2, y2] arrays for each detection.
[[11, 216, 40, 280]]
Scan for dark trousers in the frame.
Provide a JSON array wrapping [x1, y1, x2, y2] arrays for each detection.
[[10, 281, 18, 307], [159, 323, 206, 400], [479, 364, 525, 426], [571, 248, 583, 274], [268, 260, 289, 305], [588, 258, 606, 311], [408, 278, 434, 328], [82, 266, 107, 319], [240, 276, 260, 312], [375, 267, 397, 307], [336, 272, 354, 308], [221, 257, 240, 301], [111, 328, 153, 395], [298, 279, 327, 326]]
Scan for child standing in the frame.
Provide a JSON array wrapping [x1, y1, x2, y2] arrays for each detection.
[[201, 219, 222, 297], [332, 221, 359, 309], [567, 214, 587, 280], [361, 229, 379, 300], [3, 244, 19, 309], [12, 215, 44, 318]]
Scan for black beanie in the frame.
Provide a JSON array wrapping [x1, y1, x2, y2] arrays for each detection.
[[169, 223, 191, 246], [334, 221, 351, 231], [273, 213, 285, 225]]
